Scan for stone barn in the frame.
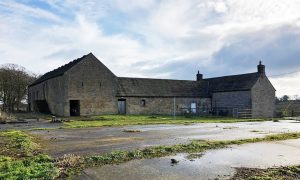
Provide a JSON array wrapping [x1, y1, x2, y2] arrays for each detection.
[[28, 53, 275, 118]]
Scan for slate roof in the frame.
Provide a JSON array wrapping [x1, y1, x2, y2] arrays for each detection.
[[204, 72, 260, 93], [29, 53, 92, 87], [116, 73, 260, 97], [29, 52, 261, 97], [116, 77, 209, 97]]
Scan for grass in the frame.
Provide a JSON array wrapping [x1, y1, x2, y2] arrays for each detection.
[[123, 129, 142, 133], [232, 165, 300, 180], [0, 130, 59, 179], [185, 153, 204, 160], [62, 115, 274, 129], [223, 126, 239, 130], [0, 155, 59, 180], [0, 130, 40, 157], [62, 132, 300, 177], [29, 127, 62, 131]]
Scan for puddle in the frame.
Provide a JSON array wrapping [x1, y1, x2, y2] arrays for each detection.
[[76, 138, 300, 180]]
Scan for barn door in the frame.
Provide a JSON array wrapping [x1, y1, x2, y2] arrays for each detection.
[[118, 99, 126, 114], [70, 100, 80, 116]]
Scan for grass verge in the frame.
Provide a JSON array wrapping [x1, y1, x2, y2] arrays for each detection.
[[63, 115, 275, 129], [62, 132, 300, 177], [0, 130, 59, 179]]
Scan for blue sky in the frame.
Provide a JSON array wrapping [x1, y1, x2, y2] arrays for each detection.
[[0, 0, 300, 97]]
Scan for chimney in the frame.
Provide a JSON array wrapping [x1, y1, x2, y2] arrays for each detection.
[[196, 71, 203, 81], [257, 61, 265, 75]]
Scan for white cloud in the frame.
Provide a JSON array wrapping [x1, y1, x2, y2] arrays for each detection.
[[0, 0, 300, 95], [270, 72, 300, 97], [0, 1, 62, 22]]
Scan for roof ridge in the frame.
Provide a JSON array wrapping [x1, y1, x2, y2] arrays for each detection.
[[204, 72, 258, 80], [118, 76, 197, 82]]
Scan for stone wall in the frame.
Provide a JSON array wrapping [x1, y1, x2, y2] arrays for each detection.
[[122, 97, 211, 115], [63, 55, 118, 116], [212, 91, 252, 108], [28, 76, 65, 116], [251, 75, 275, 118]]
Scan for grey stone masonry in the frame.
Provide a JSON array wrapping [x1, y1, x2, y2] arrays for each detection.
[[28, 54, 276, 118]]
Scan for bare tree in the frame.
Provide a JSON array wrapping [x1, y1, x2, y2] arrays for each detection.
[[0, 64, 36, 112]]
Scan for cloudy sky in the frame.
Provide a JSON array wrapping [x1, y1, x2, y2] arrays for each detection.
[[0, 0, 300, 97]]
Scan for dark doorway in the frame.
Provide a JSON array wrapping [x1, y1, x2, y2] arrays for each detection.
[[34, 100, 51, 114], [118, 99, 126, 114], [70, 100, 80, 116]]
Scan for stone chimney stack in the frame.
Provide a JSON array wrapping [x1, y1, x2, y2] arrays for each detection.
[[196, 71, 203, 81], [257, 61, 265, 75]]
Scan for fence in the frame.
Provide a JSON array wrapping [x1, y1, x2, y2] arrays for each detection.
[[276, 110, 300, 117], [179, 107, 252, 118]]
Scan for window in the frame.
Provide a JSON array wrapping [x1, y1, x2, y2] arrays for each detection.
[[191, 102, 196, 113], [141, 99, 146, 107], [81, 82, 84, 87], [36, 91, 39, 99]]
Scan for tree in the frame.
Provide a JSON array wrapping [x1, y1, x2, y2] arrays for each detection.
[[280, 95, 290, 102], [275, 96, 280, 104], [0, 64, 36, 112]]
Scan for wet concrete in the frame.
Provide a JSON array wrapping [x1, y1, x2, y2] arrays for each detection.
[[28, 120, 300, 157], [76, 138, 300, 180], [0, 119, 62, 131]]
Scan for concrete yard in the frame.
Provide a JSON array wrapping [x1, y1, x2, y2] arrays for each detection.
[[27, 120, 300, 157], [2, 119, 300, 179], [76, 138, 300, 180]]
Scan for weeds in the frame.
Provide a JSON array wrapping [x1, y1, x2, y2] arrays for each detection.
[[123, 129, 142, 133], [232, 165, 300, 180], [0, 130, 40, 157], [0, 130, 59, 179], [186, 153, 204, 160], [0, 154, 59, 180], [223, 126, 239, 130]]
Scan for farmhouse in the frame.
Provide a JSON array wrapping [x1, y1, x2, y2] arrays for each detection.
[[28, 53, 275, 118]]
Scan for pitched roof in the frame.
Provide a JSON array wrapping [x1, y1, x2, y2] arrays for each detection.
[[29, 53, 92, 87], [116, 77, 209, 97], [204, 72, 260, 93]]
